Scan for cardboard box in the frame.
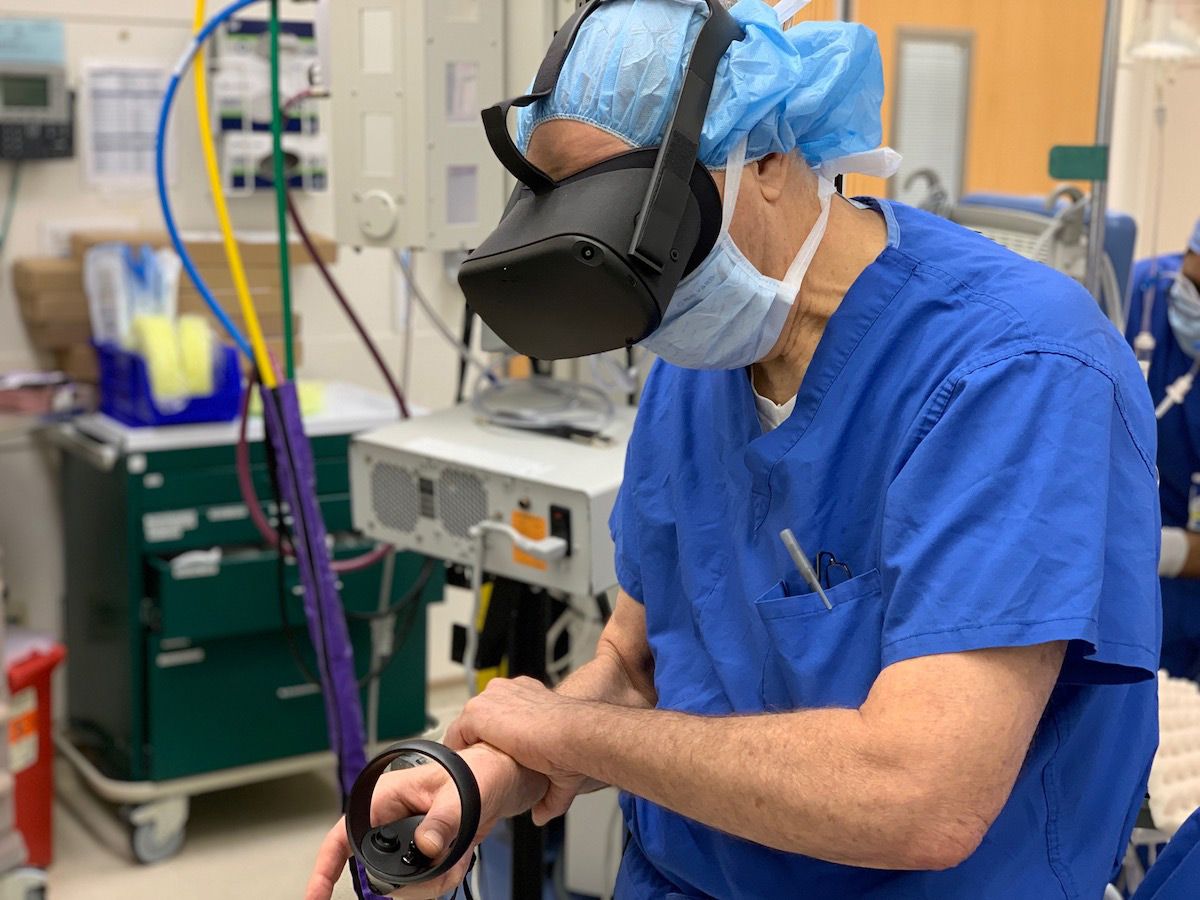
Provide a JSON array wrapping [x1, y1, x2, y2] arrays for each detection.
[[13, 258, 80, 295], [177, 287, 286, 320], [53, 345, 99, 383], [22, 300, 300, 352], [15, 256, 284, 296], [69, 230, 338, 266], [25, 321, 92, 350], [18, 286, 288, 329], [16, 290, 86, 327]]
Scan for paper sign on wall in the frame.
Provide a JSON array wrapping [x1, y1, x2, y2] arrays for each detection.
[[82, 62, 169, 189]]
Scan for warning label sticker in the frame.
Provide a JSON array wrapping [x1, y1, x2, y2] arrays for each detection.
[[9, 688, 36, 775], [511, 510, 549, 571]]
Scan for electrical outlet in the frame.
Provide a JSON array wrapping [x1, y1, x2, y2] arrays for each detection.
[[39, 216, 138, 257]]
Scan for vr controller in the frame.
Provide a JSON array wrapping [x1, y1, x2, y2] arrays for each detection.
[[346, 740, 482, 894]]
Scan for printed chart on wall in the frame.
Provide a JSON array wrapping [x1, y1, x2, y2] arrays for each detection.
[[81, 62, 169, 189]]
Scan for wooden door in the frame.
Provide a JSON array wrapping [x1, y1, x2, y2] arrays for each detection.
[[805, 1, 1108, 199], [840, 0, 1099, 196]]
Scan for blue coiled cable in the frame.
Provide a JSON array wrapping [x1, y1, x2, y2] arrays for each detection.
[[154, 0, 259, 359]]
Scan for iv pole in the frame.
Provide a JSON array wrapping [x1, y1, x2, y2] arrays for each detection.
[[1085, 0, 1125, 301]]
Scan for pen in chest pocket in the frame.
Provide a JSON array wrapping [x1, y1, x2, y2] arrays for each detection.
[[779, 529, 834, 611]]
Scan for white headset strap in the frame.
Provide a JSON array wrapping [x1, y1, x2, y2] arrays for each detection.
[[773, 0, 814, 27], [814, 147, 903, 180], [780, 176, 835, 293], [721, 136, 750, 235]]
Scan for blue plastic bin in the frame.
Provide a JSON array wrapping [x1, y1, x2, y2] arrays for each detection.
[[94, 342, 242, 427]]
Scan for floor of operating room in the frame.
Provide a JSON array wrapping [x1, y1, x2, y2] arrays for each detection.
[[49, 681, 469, 900]]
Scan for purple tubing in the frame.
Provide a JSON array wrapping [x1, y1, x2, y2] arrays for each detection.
[[260, 383, 386, 900]]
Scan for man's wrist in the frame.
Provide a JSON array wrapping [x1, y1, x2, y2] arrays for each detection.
[[460, 744, 547, 819], [544, 696, 606, 779]]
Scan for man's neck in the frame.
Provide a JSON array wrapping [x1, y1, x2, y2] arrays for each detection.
[[751, 197, 887, 404]]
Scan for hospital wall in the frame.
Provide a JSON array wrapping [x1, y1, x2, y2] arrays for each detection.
[[0, 0, 551, 685]]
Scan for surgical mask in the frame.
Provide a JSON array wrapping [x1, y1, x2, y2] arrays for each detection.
[[638, 139, 900, 370], [1168, 273, 1200, 359]]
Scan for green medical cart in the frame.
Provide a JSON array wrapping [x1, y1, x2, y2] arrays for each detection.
[[51, 383, 441, 863]]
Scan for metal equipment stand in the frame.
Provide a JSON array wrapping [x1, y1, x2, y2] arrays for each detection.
[[506, 580, 551, 900], [1083, 0, 1123, 300]]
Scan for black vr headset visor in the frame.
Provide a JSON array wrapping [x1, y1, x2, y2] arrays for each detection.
[[457, 0, 744, 360]]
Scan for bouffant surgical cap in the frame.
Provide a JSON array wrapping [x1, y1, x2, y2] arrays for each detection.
[[516, 0, 886, 169]]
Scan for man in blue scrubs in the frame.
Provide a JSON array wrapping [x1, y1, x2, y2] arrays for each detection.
[[1127, 218, 1200, 681], [308, 2, 1161, 897]]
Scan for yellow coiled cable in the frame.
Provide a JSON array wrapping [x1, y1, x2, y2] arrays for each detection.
[[192, 0, 278, 388]]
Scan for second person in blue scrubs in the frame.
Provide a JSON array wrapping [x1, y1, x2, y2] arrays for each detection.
[[306, 3, 1162, 899], [1127, 217, 1200, 681]]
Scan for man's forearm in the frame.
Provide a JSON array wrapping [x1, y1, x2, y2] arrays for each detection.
[[553, 702, 985, 872], [1183, 531, 1200, 579], [553, 595, 657, 708], [554, 640, 655, 708]]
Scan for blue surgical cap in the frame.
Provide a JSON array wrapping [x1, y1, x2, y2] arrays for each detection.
[[516, 0, 885, 169], [1189, 217, 1200, 255]]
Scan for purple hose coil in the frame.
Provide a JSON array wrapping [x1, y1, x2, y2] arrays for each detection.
[[260, 383, 386, 900]]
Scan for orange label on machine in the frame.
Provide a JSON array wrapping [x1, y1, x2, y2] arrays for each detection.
[[511, 510, 549, 570]]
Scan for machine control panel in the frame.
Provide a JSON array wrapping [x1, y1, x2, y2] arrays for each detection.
[[0, 20, 74, 161], [0, 89, 74, 160]]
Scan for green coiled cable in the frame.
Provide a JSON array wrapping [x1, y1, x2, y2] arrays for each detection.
[[268, 0, 295, 380]]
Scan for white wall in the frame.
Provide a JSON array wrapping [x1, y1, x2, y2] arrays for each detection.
[[0, 0, 553, 683], [1109, 4, 1200, 259]]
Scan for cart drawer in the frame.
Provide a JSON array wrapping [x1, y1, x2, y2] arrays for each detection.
[[140, 495, 353, 552], [137, 460, 350, 514], [145, 615, 428, 780], [146, 549, 443, 643]]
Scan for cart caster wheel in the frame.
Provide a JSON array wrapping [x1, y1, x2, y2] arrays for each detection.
[[130, 821, 185, 865], [0, 867, 47, 900], [120, 795, 189, 865]]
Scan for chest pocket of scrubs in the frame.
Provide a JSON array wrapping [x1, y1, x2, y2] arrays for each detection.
[[754, 569, 885, 711]]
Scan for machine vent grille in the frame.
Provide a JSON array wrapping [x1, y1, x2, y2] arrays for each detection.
[[371, 463, 420, 533], [438, 469, 487, 538], [972, 226, 1048, 264]]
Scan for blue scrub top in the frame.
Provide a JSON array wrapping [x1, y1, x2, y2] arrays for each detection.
[[1126, 254, 1200, 680], [1131, 805, 1200, 899], [611, 200, 1162, 899]]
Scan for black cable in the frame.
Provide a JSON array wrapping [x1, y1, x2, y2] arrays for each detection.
[[267, 464, 322, 684], [247, 365, 322, 687], [345, 558, 438, 621], [596, 593, 613, 624], [271, 532, 429, 690], [457, 305, 476, 404], [0, 162, 22, 257], [458, 850, 479, 900], [354, 580, 427, 687], [625, 347, 637, 407], [264, 388, 346, 769]]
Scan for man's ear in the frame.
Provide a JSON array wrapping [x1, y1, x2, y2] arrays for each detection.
[[755, 152, 790, 203], [1184, 250, 1200, 288]]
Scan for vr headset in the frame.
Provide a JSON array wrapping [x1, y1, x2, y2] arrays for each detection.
[[457, 0, 744, 360]]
